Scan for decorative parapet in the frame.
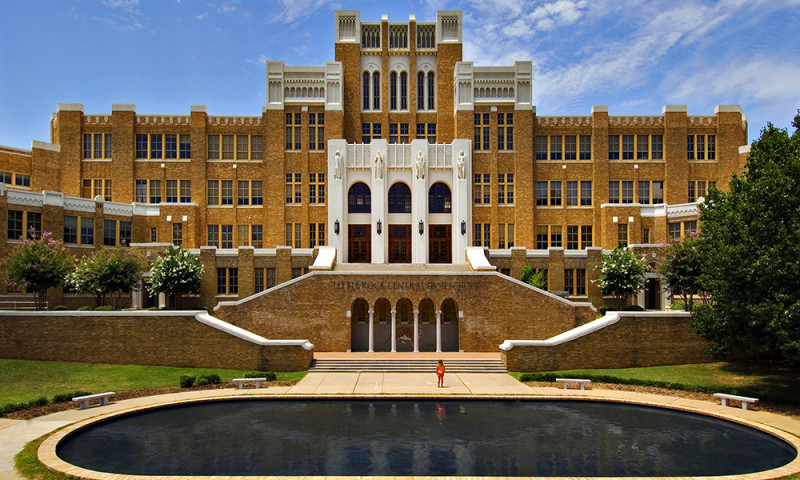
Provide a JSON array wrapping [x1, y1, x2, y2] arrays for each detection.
[[335, 10, 359, 43], [454, 61, 532, 111], [539, 116, 592, 126], [666, 202, 700, 219], [207, 116, 261, 126], [265, 61, 342, 111], [63, 196, 97, 213], [427, 144, 453, 168], [609, 116, 664, 126], [345, 144, 372, 168], [83, 115, 111, 125], [132, 203, 162, 216], [5, 188, 44, 208], [689, 115, 716, 126], [387, 144, 411, 168], [416, 23, 436, 49], [103, 201, 134, 217], [136, 115, 191, 125]]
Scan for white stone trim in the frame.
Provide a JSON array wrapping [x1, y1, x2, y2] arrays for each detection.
[[57, 103, 83, 112], [31, 141, 60, 152], [195, 312, 314, 350], [662, 105, 687, 113], [111, 103, 136, 112]]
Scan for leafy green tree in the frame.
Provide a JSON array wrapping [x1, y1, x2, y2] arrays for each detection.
[[7, 229, 73, 309], [148, 246, 204, 308], [694, 110, 800, 361], [520, 265, 546, 289], [594, 245, 647, 310], [68, 247, 148, 308], [657, 231, 705, 311]]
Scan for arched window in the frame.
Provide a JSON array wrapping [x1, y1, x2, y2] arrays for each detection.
[[348, 182, 371, 213], [400, 72, 408, 110], [427, 72, 435, 110], [390, 72, 398, 110], [388, 182, 411, 213], [428, 182, 451, 213], [417, 71, 424, 109], [362, 71, 370, 110], [372, 71, 380, 110]]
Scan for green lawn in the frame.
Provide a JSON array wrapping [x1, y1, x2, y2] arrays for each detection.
[[512, 361, 800, 406], [0, 358, 306, 410]]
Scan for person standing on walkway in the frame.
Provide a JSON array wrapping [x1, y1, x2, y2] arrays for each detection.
[[436, 360, 445, 388]]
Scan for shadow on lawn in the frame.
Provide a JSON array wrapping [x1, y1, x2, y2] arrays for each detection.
[[719, 359, 800, 405]]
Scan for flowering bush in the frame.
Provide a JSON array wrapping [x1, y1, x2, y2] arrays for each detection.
[[657, 231, 705, 311], [594, 245, 647, 311], [7, 229, 73, 309], [67, 247, 148, 308], [148, 246, 204, 308]]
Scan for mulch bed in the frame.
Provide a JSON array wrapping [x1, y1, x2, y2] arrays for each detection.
[[2, 381, 296, 420]]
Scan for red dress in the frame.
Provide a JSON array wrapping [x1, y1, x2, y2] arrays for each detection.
[[437, 364, 445, 377]]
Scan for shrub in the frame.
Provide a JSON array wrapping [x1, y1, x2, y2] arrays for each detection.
[[623, 305, 645, 311], [179, 375, 196, 388], [53, 391, 92, 403], [95, 305, 112, 311], [0, 396, 50, 415], [598, 306, 611, 316], [77, 305, 92, 311], [670, 301, 686, 311], [196, 374, 221, 386], [53, 305, 69, 311], [244, 371, 277, 381]]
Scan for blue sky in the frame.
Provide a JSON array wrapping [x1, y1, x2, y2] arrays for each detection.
[[1, 0, 798, 150]]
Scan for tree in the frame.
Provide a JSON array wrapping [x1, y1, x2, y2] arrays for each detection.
[[148, 246, 204, 308], [68, 247, 148, 308], [7, 229, 73, 310], [657, 231, 705, 311], [693, 110, 800, 361], [594, 245, 647, 310], [520, 265, 546, 289]]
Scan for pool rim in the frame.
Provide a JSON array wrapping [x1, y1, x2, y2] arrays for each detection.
[[39, 394, 800, 480]]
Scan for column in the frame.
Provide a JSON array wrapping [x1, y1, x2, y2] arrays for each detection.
[[413, 309, 419, 353], [435, 309, 442, 353], [368, 308, 375, 353], [390, 307, 397, 352]]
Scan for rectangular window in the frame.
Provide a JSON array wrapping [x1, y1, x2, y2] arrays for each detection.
[[652, 135, 663, 160], [172, 223, 182, 246], [151, 227, 157, 242], [81, 217, 94, 245], [150, 134, 163, 159], [103, 219, 116, 246], [652, 181, 663, 204], [642, 228, 650, 244], [684, 221, 698, 235], [180, 180, 191, 203], [236, 135, 248, 160], [286, 113, 302, 150], [309, 113, 325, 150], [136, 134, 148, 159], [221, 180, 233, 205], [310, 222, 326, 248], [208, 135, 220, 160], [498, 113, 513, 150], [550, 181, 562, 206], [238, 180, 250, 206], [550, 225, 562, 248], [149, 179, 161, 203], [252, 224, 263, 248], [498, 173, 514, 204], [179, 134, 191, 159], [309, 173, 325, 204], [221, 134, 234, 160], [292, 268, 302, 279], [609, 181, 620, 203], [207, 225, 219, 247], [669, 222, 681, 240], [566, 225, 579, 249], [165, 134, 177, 159], [621, 181, 634, 204], [23, 212, 41, 238], [536, 181, 548, 206], [564, 135, 576, 160], [550, 135, 562, 160], [63, 216, 78, 244], [238, 225, 249, 247], [7, 210, 23, 240], [255, 268, 265, 293], [474, 174, 490, 205], [536, 225, 549, 249], [622, 135, 634, 160], [294, 223, 302, 248], [566, 181, 578, 206], [221, 225, 233, 249], [617, 223, 628, 247], [637, 135, 649, 160], [687, 135, 695, 160], [581, 226, 592, 249], [208, 180, 219, 205], [166, 180, 178, 203], [579, 135, 591, 160], [580, 181, 592, 206], [565, 269, 574, 296], [473, 223, 482, 247], [484, 224, 490, 248], [638, 181, 650, 204], [267, 268, 276, 288], [119, 221, 131, 245], [83, 134, 92, 159], [217, 268, 238, 295], [696, 135, 705, 160], [15, 174, 31, 188], [535, 136, 548, 160], [136, 180, 147, 203], [286, 223, 292, 247], [608, 135, 620, 160], [251, 180, 263, 205], [286, 173, 301, 204], [498, 223, 514, 248], [251, 135, 263, 160], [576, 269, 587, 295], [707, 135, 716, 160]]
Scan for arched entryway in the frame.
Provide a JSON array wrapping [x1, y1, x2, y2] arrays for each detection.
[[373, 298, 391, 351], [350, 298, 369, 351], [418, 298, 436, 352], [428, 182, 452, 263], [441, 298, 459, 351], [394, 298, 414, 352], [348, 182, 371, 263]]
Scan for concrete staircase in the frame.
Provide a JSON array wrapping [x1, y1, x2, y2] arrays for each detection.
[[309, 357, 507, 373]]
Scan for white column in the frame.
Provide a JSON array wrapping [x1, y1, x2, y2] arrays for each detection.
[[368, 308, 375, 353], [435, 309, 442, 353], [413, 309, 419, 352], [390, 307, 397, 352]]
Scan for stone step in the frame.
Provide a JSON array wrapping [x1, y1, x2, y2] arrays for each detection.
[[309, 358, 507, 373]]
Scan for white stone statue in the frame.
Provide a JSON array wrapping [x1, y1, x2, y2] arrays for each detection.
[[456, 150, 465, 179], [374, 150, 384, 180], [333, 150, 342, 179], [415, 151, 425, 179]]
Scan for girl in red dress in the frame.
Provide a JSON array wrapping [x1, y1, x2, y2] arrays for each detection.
[[436, 360, 445, 388]]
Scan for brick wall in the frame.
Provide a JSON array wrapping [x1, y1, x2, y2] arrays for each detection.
[[502, 312, 710, 371], [0, 311, 312, 371]]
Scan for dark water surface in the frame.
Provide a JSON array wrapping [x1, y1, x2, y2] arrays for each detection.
[[57, 399, 796, 477]]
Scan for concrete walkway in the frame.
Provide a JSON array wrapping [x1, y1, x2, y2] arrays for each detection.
[[2, 373, 800, 480]]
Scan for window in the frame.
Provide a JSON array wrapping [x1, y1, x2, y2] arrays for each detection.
[[608, 135, 620, 160], [136, 134, 148, 159], [103, 219, 116, 246], [82, 179, 111, 201], [707, 135, 715, 160], [207, 225, 219, 247], [388, 183, 411, 213], [566, 225, 579, 249], [309, 113, 325, 150], [428, 182, 451, 213], [688, 180, 716, 202], [638, 181, 650, 204], [566, 181, 578, 206], [550, 135, 562, 160], [310, 222, 325, 248], [251, 224, 263, 248], [473, 223, 491, 247], [255, 268, 265, 293], [361, 123, 382, 143], [221, 135, 234, 160], [221, 225, 233, 249], [151, 227, 157, 242], [305, 173, 324, 204], [535, 136, 548, 160], [474, 114, 490, 151], [164, 134, 177, 159], [63, 216, 78, 244], [148, 180, 161, 203], [498, 174, 513, 204], [0, 172, 10, 184], [417, 71, 435, 111], [536, 181, 548, 206], [285, 223, 301, 248], [535, 225, 562, 249], [687, 135, 695, 160], [416, 123, 437, 143], [250, 135, 262, 160], [642, 228, 650, 244], [120, 221, 132, 245], [292, 268, 303, 279], [391, 72, 398, 110], [651, 135, 663, 160], [363, 72, 370, 110], [348, 182, 371, 213], [609, 181, 619, 203], [363, 71, 380, 110], [684, 221, 697, 235], [550, 225, 562, 248], [180, 180, 191, 203], [688, 134, 715, 160], [579, 135, 591, 160], [150, 134, 163, 159], [617, 223, 628, 247], [238, 180, 263, 206], [580, 181, 592, 206], [498, 113, 513, 150], [389, 123, 409, 144], [286, 174, 302, 204], [83, 133, 112, 159], [172, 223, 182, 246], [180, 134, 191, 159], [609, 181, 633, 203], [669, 222, 681, 240], [217, 268, 238, 295], [208, 135, 220, 160], [208, 180, 219, 205], [536, 225, 548, 249], [373, 72, 380, 110], [581, 226, 592, 249], [636, 135, 649, 160], [166, 180, 178, 203], [81, 217, 94, 245], [499, 223, 514, 248], [267, 268, 276, 288], [236, 135, 248, 160], [389, 71, 408, 110], [474, 174, 490, 205], [15, 174, 30, 187], [7, 210, 23, 240], [622, 181, 633, 203], [621, 135, 634, 160], [550, 181, 562, 206], [697, 135, 705, 160], [538, 181, 564, 206], [286, 113, 301, 150], [652, 181, 663, 204], [564, 135, 576, 160], [565, 269, 587, 296]]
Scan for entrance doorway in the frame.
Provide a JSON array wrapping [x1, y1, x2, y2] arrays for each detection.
[[388, 225, 411, 263], [429, 225, 452, 263], [644, 277, 661, 310], [348, 225, 371, 263]]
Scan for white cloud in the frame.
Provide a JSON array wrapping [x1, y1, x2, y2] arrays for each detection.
[[273, 0, 340, 24], [99, 0, 140, 13], [196, 12, 208, 20]]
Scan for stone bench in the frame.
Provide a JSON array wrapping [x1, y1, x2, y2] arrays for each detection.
[[72, 392, 115, 410], [714, 393, 759, 410], [232, 378, 268, 389], [555, 378, 592, 390]]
